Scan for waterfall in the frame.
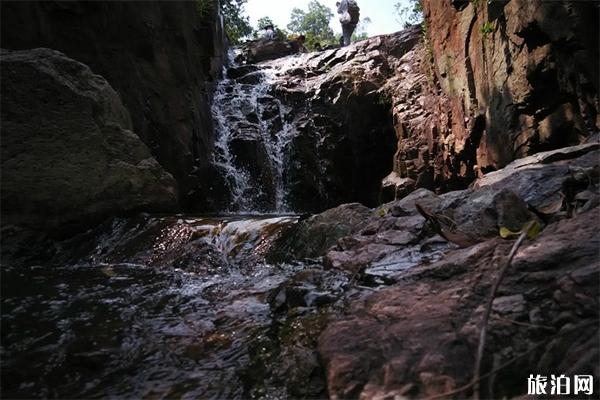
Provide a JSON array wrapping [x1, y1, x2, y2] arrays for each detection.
[[211, 60, 297, 213]]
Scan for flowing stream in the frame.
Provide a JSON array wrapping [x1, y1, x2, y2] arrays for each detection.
[[1, 53, 432, 399], [2, 214, 338, 399], [3, 55, 326, 399]]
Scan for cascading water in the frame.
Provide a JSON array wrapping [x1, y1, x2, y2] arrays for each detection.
[[211, 60, 298, 213]]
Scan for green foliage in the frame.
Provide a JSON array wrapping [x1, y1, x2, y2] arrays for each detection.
[[196, 0, 217, 22], [394, 0, 423, 28], [480, 21, 494, 36], [257, 16, 275, 30], [287, 0, 336, 50], [220, 0, 253, 45], [254, 16, 289, 41], [420, 20, 435, 85]]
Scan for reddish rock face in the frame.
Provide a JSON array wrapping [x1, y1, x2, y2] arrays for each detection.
[[318, 207, 599, 399], [263, 0, 598, 204], [397, 0, 599, 192], [310, 144, 599, 398]]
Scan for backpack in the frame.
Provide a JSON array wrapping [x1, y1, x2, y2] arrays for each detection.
[[347, 0, 359, 11], [340, 0, 360, 25]]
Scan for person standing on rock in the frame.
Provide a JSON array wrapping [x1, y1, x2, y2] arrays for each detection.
[[336, 0, 360, 47], [262, 24, 275, 41]]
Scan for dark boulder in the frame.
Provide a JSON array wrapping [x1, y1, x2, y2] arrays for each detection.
[[1, 1, 226, 209], [243, 39, 293, 63], [1, 49, 177, 232], [267, 203, 373, 263]]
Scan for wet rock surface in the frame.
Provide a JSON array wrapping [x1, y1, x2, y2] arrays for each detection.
[[211, 29, 421, 214], [264, 31, 419, 211], [1, 215, 349, 399], [267, 203, 373, 263], [0, 48, 177, 232]]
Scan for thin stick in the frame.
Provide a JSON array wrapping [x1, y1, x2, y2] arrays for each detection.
[[472, 221, 534, 400], [424, 320, 597, 400]]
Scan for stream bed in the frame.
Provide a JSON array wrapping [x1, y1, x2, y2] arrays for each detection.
[[1, 214, 362, 399]]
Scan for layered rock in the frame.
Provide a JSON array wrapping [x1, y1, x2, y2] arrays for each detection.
[[319, 208, 599, 399], [1, 48, 177, 232], [1, 0, 226, 208], [391, 0, 600, 192], [305, 143, 600, 398]]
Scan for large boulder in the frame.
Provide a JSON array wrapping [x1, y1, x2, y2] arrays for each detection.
[[267, 203, 373, 262], [1, 48, 177, 232], [242, 39, 293, 63], [1, 1, 226, 210]]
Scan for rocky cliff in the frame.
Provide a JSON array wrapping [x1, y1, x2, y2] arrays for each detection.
[[215, 28, 420, 212], [392, 0, 599, 193], [1, 0, 226, 208], [219, 0, 598, 211]]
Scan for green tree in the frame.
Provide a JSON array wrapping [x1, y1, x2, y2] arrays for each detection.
[[257, 16, 275, 30], [221, 0, 253, 44], [254, 16, 289, 40], [395, 0, 423, 28], [287, 1, 336, 50]]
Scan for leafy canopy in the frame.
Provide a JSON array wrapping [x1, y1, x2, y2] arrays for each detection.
[[220, 0, 253, 44], [254, 16, 289, 41], [394, 0, 423, 28], [287, 0, 336, 49]]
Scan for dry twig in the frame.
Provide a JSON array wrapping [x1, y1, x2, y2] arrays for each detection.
[[424, 320, 597, 400], [472, 221, 535, 400]]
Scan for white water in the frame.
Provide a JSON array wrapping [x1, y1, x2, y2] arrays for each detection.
[[211, 63, 298, 213]]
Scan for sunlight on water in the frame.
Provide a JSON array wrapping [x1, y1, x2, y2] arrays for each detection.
[[2, 215, 303, 399]]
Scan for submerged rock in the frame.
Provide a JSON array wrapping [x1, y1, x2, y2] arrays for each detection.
[[0, 48, 177, 232], [266, 203, 373, 263]]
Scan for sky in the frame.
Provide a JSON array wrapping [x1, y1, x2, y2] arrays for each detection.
[[245, 0, 411, 37]]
